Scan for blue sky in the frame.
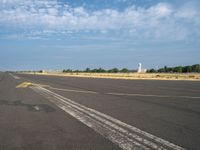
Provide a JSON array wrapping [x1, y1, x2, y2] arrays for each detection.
[[0, 0, 200, 71]]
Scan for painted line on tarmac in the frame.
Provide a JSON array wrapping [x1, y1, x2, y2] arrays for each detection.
[[49, 87, 97, 94], [9, 73, 20, 80], [108, 92, 200, 99], [158, 86, 200, 93], [16, 81, 199, 100], [16, 81, 96, 93], [16, 82, 32, 88], [31, 85, 185, 150], [16, 82, 50, 88]]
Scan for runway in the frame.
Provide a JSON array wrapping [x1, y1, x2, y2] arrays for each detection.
[[0, 72, 200, 149]]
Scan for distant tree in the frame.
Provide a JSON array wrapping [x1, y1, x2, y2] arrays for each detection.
[[147, 69, 157, 73], [158, 68, 165, 73], [91, 69, 97, 73], [186, 66, 192, 72], [108, 68, 119, 73], [182, 66, 187, 73], [85, 68, 90, 72], [120, 68, 129, 73], [63, 69, 72, 73], [166, 67, 173, 73], [164, 66, 167, 72], [173, 66, 182, 73], [192, 64, 200, 73], [98, 68, 106, 73], [74, 70, 79, 73]]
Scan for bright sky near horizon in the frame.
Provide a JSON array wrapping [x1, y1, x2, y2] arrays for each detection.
[[0, 0, 200, 71]]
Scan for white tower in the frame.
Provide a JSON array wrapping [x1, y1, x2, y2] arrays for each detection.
[[138, 63, 142, 73]]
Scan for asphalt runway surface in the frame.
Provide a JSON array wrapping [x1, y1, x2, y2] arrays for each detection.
[[0, 72, 200, 150]]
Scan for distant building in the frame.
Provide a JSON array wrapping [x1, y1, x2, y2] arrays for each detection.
[[137, 63, 147, 73], [138, 63, 142, 73]]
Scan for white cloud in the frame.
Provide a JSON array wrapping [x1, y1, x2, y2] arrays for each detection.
[[0, 0, 199, 41], [148, 3, 172, 17]]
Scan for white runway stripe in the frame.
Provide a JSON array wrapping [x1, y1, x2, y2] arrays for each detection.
[[108, 92, 200, 99], [9, 73, 20, 79], [31, 85, 185, 150], [49, 87, 97, 94]]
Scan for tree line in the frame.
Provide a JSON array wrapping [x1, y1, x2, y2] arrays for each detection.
[[62, 64, 200, 73], [63, 68, 132, 73], [147, 64, 200, 73]]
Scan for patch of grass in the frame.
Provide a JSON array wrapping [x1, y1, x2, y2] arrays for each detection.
[[23, 72, 200, 81]]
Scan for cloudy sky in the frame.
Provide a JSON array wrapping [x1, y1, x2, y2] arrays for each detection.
[[0, 0, 200, 71]]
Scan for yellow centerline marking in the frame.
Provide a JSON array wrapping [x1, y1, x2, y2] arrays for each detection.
[[16, 82, 50, 88], [16, 82, 95, 94], [16, 82, 32, 88]]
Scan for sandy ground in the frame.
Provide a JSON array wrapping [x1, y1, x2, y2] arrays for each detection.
[[21, 72, 200, 81]]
